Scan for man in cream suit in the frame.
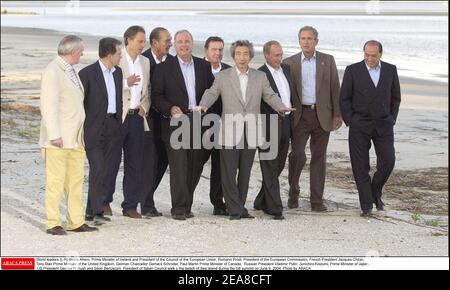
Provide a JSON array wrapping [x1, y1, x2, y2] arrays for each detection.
[[109, 25, 150, 219], [283, 26, 342, 212], [198, 40, 294, 220], [40, 35, 98, 235]]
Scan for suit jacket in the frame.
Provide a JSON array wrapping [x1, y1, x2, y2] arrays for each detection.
[[79, 60, 123, 149], [339, 60, 401, 135], [141, 49, 174, 83], [283, 50, 341, 132], [152, 55, 215, 142], [39, 56, 85, 149], [200, 67, 285, 147], [119, 48, 151, 131], [208, 61, 232, 116], [258, 63, 295, 140]]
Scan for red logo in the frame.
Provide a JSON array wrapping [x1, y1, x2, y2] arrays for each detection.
[[1, 258, 35, 270]]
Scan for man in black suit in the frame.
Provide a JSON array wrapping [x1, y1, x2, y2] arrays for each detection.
[[190, 36, 231, 216], [340, 40, 401, 216], [255, 41, 294, 220], [140, 27, 173, 217], [79, 37, 123, 225], [152, 29, 215, 220]]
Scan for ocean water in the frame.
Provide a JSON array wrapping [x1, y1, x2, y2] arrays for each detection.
[[1, 1, 448, 83]]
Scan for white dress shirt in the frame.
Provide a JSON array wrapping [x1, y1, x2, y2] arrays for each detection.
[[152, 50, 167, 65], [205, 57, 222, 77], [366, 61, 381, 88], [124, 49, 143, 109], [301, 51, 316, 105], [98, 59, 117, 113], [177, 56, 197, 110], [266, 63, 292, 109], [235, 66, 249, 102]]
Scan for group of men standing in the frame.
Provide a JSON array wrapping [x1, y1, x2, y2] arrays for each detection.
[[39, 25, 400, 235]]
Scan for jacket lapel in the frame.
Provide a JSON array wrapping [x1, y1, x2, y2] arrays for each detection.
[[291, 53, 302, 103], [244, 69, 256, 107], [94, 61, 108, 99], [113, 66, 122, 114], [173, 57, 189, 97], [315, 51, 324, 96], [261, 64, 279, 94]]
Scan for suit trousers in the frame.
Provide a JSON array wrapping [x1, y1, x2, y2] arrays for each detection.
[[349, 123, 395, 211], [254, 115, 291, 215], [141, 113, 168, 214], [220, 144, 256, 217], [288, 108, 330, 205], [42, 146, 85, 230], [120, 113, 144, 211], [85, 116, 122, 216]]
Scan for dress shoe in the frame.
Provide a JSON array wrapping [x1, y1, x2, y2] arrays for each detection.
[[360, 209, 373, 217], [287, 196, 299, 209], [273, 214, 285, 220], [142, 209, 163, 218], [102, 204, 113, 216], [172, 214, 186, 221], [68, 224, 99, 232], [93, 215, 111, 225], [229, 215, 241, 220], [241, 213, 255, 219], [213, 208, 229, 216], [85, 214, 94, 221], [185, 212, 194, 219], [123, 209, 142, 219], [46, 226, 67, 235], [311, 203, 328, 212], [375, 198, 385, 211]]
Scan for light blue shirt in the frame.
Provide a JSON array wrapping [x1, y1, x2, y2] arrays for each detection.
[[178, 56, 196, 110], [98, 59, 117, 113], [300, 51, 316, 105], [366, 61, 381, 87]]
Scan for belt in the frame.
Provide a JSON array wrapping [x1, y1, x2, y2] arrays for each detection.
[[127, 108, 140, 115], [302, 104, 316, 110], [106, 113, 117, 118]]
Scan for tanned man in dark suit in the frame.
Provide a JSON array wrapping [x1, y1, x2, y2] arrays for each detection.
[[255, 40, 295, 220], [140, 27, 174, 217], [340, 40, 401, 217], [152, 29, 215, 220], [79, 37, 123, 225]]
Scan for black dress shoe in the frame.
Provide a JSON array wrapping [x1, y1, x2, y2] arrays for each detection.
[[172, 214, 186, 221], [241, 213, 255, 219], [311, 203, 328, 212], [375, 198, 385, 211], [142, 209, 163, 218], [213, 208, 229, 216], [287, 197, 299, 209], [93, 215, 111, 225], [360, 209, 373, 217], [102, 204, 113, 216], [229, 215, 241, 220], [273, 214, 285, 220], [46, 226, 67, 235], [123, 209, 142, 219], [68, 224, 99, 232], [185, 212, 195, 219]]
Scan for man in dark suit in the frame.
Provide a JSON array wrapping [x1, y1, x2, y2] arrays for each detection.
[[140, 27, 174, 217], [152, 29, 215, 220], [190, 36, 231, 216], [340, 40, 401, 216], [255, 41, 294, 220], [79, 37, 123, 225], [283, 26, 342, 212]]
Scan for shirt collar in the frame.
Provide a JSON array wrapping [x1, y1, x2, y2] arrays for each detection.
[[205, 57, 222, 72], [301, 51, 316, 62], [365, 61, 381, 71], [99, 59, 116, 73], [235, 66, 249, 76], [125, 48, 140, 64], [177, 55, 193, 66], [59, 56, 72, 70], [152, 50, 167, 64], [265, 63, 282, 74]]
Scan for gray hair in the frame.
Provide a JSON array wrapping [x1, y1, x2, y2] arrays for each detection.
[[298, 26, 319, 39], [230, 40, 254, 59], [57, 35, 83, 56], [174, 29, 193, 43]]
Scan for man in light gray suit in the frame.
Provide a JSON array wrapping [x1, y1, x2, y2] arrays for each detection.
[[198, 40, 294, 220]]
